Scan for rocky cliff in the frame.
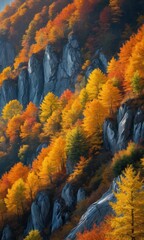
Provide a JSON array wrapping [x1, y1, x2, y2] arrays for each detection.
[[0, 34, 107, 110], [103, 102, 144, 153], [0, 38, 15, 72]]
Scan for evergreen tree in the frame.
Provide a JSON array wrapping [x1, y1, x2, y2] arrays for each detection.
[[110, 165, 144, 240]]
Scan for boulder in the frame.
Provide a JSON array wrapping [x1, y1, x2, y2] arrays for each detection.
[[66, 178, 119, 240]]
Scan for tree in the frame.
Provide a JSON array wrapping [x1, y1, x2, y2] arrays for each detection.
[[8, 162, 29, 186], [86, 68, 107, 100], [99, 82, 122, 115], [62, 98, 83, 131], [2, 100, 23, 121], [131, 71, 143, 95], [77, 221, 112, 240], [6, 114, 23, 142], [24, 230, 42, 240], [66, 127, 88, 167], [79, 88, 89, 108], [22, 102, 38, 121], [110, 165, 144, 240], [83, 99, 107, 151], [40, 93, 59, 123], [5, 178, 26, 216], [20, 118, 41, 144], [25, 171, 40, 202], [42, 110, 61, 138]]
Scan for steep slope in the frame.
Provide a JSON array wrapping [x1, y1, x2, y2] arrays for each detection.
[[0, 1, 143, 240]]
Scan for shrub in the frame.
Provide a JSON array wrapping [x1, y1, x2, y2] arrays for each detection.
[[112, 142, 144, 176]]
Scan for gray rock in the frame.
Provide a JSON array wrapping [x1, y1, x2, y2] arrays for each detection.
[[0, 39, 15, 72], [1, 225, 13, 240], [43, 45, 58, 96], [103, 120, 117, 154], [103, 103, 144, 153], [61, 183, 75, 208], [85, 50, 108, 78], [117, 108, 134, 150], [66, 179, 119, 240], [25, 192, 50, 234], [55, 34, 81, 96], [18, 68, 29, 108], [77, 188, 86, 203], [0, 79, 17, 111], [51, 200, 63, 232], [28, 54, 44, 106], [133, 109, 144, 143]]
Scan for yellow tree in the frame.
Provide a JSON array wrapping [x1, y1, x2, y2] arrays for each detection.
[[40, 92, 59, 123], [110, 165, 144, 240], [6, 114, 23, 142], [86, 68, 107, 100], [25, 171, 40, 202], [2, 100, 23, 121], [99, 82, 122, 115], [39, 156, 57, 185], [79, 88, 89, 108], [48, 136, 66, 171], [24, 230, 42, 240], [83, 99, 107, 151], [5, 178, 27, 216], [42, 110, 61, 138], [62, 98, 83, 131]]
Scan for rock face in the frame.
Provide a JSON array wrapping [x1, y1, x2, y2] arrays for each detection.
[[18, 68, 29, 108], [51, 200, 63, 232], [0, 79, 17, 111], [0, 35, 82, 111], [103, 103, 144, 153], [61, 183, 75, 208], [28, 55, 44, 106], [54, 34, 81, 96], [77, 188, 86, 203], [1, 225, 13, 240], [85, 49, 108, 78], [25, 191, 50, 235], [0, 39, 15, 72], [43, 45, 58, 95], [66, 179, 119, 240]]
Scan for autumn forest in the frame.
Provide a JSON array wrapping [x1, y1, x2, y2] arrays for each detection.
[[0, 0, 143, 239]]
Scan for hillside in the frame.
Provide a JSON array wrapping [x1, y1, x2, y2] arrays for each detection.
[[0, 1, 143, 240]]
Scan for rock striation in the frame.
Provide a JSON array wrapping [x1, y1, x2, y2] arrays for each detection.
[[66, 178, 119, 240]]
